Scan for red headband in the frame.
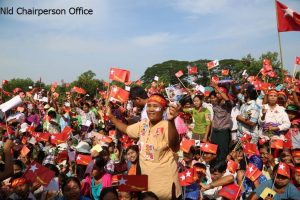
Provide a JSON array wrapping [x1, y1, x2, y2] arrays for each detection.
[[147, 95, 167, 108], [268, 90, 278, 95]]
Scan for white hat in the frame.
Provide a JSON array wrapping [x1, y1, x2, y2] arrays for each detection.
[[44, 104, 50, 110], [64, 102, 70, 107], [75, 141, 91, 154], [20, 123, 29, 133], [57, 143, 68, 151]]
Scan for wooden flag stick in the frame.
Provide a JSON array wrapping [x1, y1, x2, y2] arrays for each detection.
[[177, 77, 188, 91]]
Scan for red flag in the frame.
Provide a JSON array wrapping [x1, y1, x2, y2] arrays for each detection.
[[227, 160, 238, 173], [118, 175, 148, 192], [267, 71, 277, 78], [245, 163, 262, 182], [284, 76, 292, 83], [175, 70, 184, 78], [276, 1, 300, 32], [23, 161, 55, 186], [102, 135, 113, 143], [110, 86, 129, 103], [188, 66, 198, 75], [50, 126, 72, 145], [263, 59, 271, 66], [243, 143, 258, 155], [13, 88, 22, 94], [51, 82, 58, 90], [211, 76, 219, 84], [109, 68, 130, 83], [71, 86, 86, 95], [296, 57, 300, 65], [135, 80, 142, 85], [200, 143, 218, 154], [76, 154, 92, 165], [218, 184, 241, 200], [207, 60, 219, 70], [241, 133, 252, 143], [277, 162, 290, 178], [180, 138, 195, 153], [178, 171, 190, 186], [271, 139, 284, 149], [2, 80, 8, 85], [21, 145, 30, 156], [221, 69, 229, 76], [31, 132, 50, 142]]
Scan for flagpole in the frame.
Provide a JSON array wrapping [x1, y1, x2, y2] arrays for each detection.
[[275, 0, 284, 82]]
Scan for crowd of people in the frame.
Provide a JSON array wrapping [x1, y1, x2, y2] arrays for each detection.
[[0, 72, 300, 200]]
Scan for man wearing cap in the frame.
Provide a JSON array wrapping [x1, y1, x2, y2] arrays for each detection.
[[107, 94, 181, 199]]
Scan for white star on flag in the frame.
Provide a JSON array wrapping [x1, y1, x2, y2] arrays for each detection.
[[36, 133, 40, 138], [51, 135, 56, 139], [249, 166, 253, 173], [204, 144, 209, 148], [119, 177, 127, 185], [186, 171, 191, 177], [279, 164, 285, 170], [110, 70, 114, 74], [180, 175, 186, 181], [30, 164, 38, 173], [77, 155, 81, 160], [284, 7, 294, 17]]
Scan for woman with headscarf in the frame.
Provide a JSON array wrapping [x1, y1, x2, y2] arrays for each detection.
[[107, 94, 181, 199]]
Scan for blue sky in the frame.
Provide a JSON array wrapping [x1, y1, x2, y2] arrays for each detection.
[[0, 0, 299, 84]]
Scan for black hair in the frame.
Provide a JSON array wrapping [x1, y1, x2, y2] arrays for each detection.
[[48, 110, 57, 119], [14, 159, 24, 170], [99, 187, 119, 200], [129, 86, 148, 100], [61, 176, 81, 192], [139, 191, 159, 200], [209, 91, 217, 97], [126, 145, 139, 154], [193, 94, 204, 101], [209, 160, 227, 173], [179, 95, 193, 107], [94, 156, 107, 169], [246, 84, 258, 100]]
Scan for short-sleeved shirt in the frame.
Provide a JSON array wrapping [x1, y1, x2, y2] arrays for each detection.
[[254, 179, 300, 200], [212, 101, 233, 130], [237, 100, 260, 142], [184, 108, 211, 135], [126, 119, 181, 199]]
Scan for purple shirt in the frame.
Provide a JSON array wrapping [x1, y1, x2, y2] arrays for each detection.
[[26, 114, 41, 126]]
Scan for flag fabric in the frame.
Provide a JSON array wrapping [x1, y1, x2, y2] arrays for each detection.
[[118, 175, 148, 192], [200, 143, 218, 154], [31, 132, 50, 142], [178, 169, 196, 186], [221, 69, 229, 76], [50, 126, 72, 145], [207, 60, 219, 70], [109, 68, 130, 83], [76, 154, 92, 165], [271, 139, 284, 149], [245, 163, 262, 182], [243, 143, 258, 155], [71, 86, 86, 95], [296, 57, 300, 65], [110, 86, 129, 103], [180, 138, 195, 153], [277, 162, 290, 178], [135, 80, 142, 85], [2, 80, 8, 85], [241, 133, 252, 143], [211, 76, 219, 84], [188, 66, 198, 75], [276, 1, 300, 32], [23, 161, 55, 186], [218, 184, 241, 200], [175, 70, 184, 78], [227, 160, 238, 173], [20, 145, 30, 156]]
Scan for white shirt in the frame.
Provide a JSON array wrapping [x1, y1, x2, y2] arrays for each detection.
[[258, 104, 290, 132]]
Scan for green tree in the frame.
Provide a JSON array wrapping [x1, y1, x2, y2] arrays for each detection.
[[2, 78, 34, 92], [70, 70, 104, 97]]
